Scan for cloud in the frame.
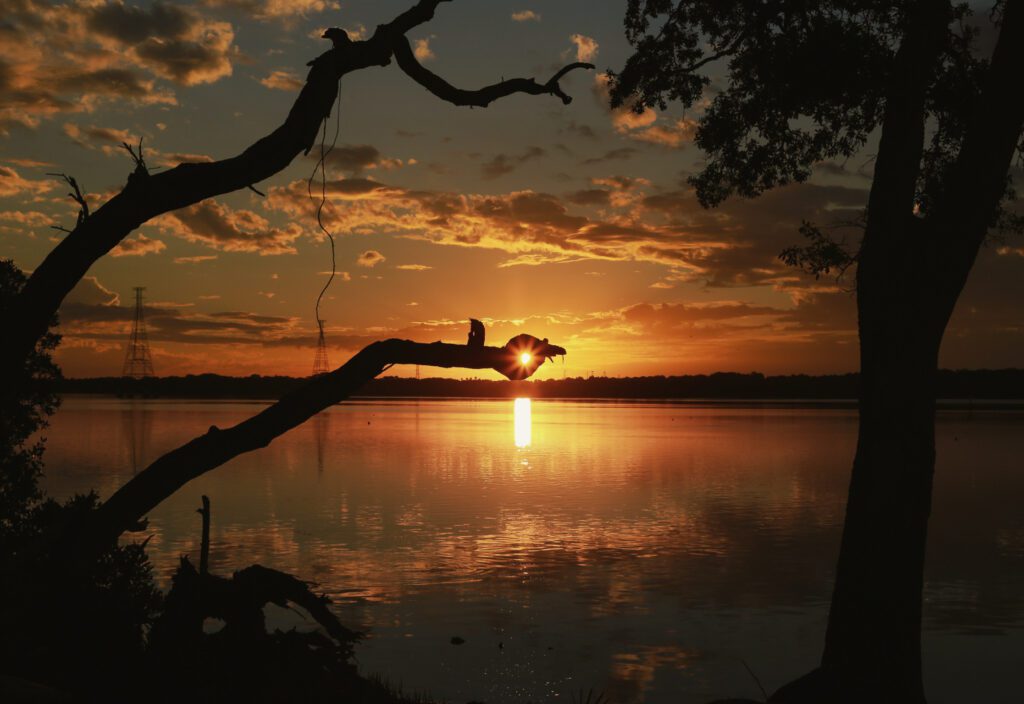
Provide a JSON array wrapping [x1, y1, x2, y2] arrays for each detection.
[[564, 120, 598, 140], [174, 254, 218, 264], [306, 143, 413, 174], [204, 0, 340, 21], [566, 189, 612, 207], [155, 200, 304, 255], [265, 172, 870, 290], [0, 0, 235, 131], [0, 166, 53, 197], [63, 123, 138, 152], [86, 2, 195, 44], [396, 263, 432, 271], [570, 34, 599, 62], [266, 176, 713, 272], [64, 276, 121, 307], [0, 210, 51, 229], [628, 119, 698, 147], [58, 295, 307, 347], [481, 147, 546, 179], [156, 152, 215, 167], [511, 10, 540, 22], [592, 74, 695, 149], [413, 38, 434, 62], [357, 250, 386, 267], [259, 69, 304, 91], [111, 234, 167, 257], [580, 147, 639, 165]]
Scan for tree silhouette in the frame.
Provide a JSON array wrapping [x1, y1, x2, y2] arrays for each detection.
[[611, 1, 1023, 702], [1, 2, 577, 556]]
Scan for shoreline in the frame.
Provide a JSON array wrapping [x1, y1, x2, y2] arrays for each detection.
[[57, 393, 1024, 411]]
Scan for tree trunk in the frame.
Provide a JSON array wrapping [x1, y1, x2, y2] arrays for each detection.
[[820, 294, 942, 702], [776, 225, 959, 703]]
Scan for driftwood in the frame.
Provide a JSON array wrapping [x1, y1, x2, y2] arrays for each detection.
[[150, 556, 359, 649], [1, 0, 592, 385], [68, 334, 566, 555]]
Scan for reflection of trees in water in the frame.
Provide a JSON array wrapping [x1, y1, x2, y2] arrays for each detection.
[[121, 401, 153, 473]]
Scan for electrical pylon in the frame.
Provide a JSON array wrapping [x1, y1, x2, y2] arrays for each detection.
[[312, 319, 330, 375], [122, 287, 155, 379]]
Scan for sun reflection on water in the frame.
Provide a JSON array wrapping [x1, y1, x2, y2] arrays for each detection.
[[513, 397, 532, 448]]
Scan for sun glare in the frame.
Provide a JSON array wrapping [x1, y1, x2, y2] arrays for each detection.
[[513, 397, 532, 448], [519, 352, 532, 366]]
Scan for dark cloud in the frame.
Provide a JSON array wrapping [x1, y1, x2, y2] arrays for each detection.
[[85, 2, 194, 44], [156, 200, 303, 255], [315, 144, 380, 173], [566, 189, 611, 207], [53, 68, 154, 99], [357, 249, 386, 268], [563, 120, 598, 139], [481, 146, 547, 179], [134, 32, 235, 85], [59, 299, 305, 346], [581, 147, 638, 165]]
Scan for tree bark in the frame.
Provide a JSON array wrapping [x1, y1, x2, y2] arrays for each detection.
[[61, 336, 564, 557]]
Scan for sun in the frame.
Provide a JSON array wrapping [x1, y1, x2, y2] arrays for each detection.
[[519, 352, 532, 366]]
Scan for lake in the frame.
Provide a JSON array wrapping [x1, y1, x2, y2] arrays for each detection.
[[40, 396, 1024, 703]]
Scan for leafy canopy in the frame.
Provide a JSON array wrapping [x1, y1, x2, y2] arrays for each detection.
[[608, 0, 1005, 220]]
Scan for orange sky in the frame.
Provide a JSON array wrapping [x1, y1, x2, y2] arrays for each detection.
[[1, 1, 1021, 378]]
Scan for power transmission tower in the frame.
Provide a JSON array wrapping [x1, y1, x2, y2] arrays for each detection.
[[312, 319, 330, 375], [122, 287, 155, 379]]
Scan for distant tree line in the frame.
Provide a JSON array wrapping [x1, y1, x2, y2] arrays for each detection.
[[61, 368, 1024, 401]]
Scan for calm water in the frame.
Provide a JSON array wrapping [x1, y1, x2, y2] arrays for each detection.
[[41, 397, 1024, 703]]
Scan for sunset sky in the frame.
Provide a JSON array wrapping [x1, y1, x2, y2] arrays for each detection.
[[1, 0, 1021, 378]]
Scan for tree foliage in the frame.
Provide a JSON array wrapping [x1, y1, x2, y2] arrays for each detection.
[[609, 1, 1020, 233], [0, 261, 162, 694], [0, 259, 61, 545]]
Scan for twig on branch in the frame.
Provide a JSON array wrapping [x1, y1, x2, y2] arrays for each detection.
[[67, 332, 566, 554], [121, 137, 148, 173], [393, 35, 594, 107], [45, 172, 89, 228]]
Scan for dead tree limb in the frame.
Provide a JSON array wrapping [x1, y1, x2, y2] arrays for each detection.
[[68, 335, 566, 555], [2, 0, 593, 386], [197, 495, 211, 576], [392, 35, 595, 106]]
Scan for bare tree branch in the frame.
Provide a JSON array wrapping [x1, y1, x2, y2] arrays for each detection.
[[383, 0, 454, 36], [2, 0, 583, 387], [121, 137, 148, 174], [67, 334, 566, 554], [45, 172, 89, 228], [393, 35, 594, 107]]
